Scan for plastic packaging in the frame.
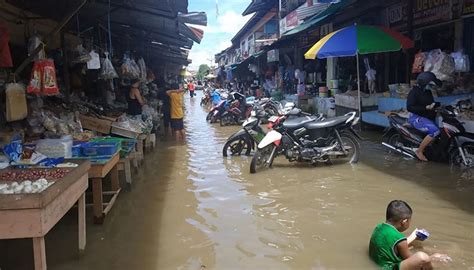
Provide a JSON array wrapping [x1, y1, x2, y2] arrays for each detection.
[[416, 229, 430, 241], [412, 51, 426, 74], [27, 35, 46, 61], [72, 44, 92, 64], [27, 59, 59, 95], [424, 49, 455, 81], [451, 51, 470, 72], [138, 57, 147, 82], [35, 136, 73, 158], [99, 52, 119, 79], [5, 83, 28, 122], [120, 54, 140, 79], [87, 50, 101, 70]]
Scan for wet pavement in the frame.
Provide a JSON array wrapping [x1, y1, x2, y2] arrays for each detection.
[[1, 92, 473, 269]]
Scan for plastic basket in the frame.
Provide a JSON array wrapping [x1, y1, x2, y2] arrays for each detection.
[[82, 141, 120, 157], [91, 137, 137, 158]]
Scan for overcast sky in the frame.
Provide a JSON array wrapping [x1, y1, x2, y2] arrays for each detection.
[[188, 0, 252, 70]]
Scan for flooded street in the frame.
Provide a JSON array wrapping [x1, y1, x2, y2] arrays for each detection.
[[2, 92, 474, 270]]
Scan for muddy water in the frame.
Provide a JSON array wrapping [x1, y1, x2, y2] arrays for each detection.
[[1, 92, 473, 270]]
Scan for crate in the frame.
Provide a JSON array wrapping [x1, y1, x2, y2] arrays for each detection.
[[81, 142, 120, 157], [91, 137, 137, 158], [72, 141, 88, 157], [79, 115, 113, 134], [111, 125, 141, 139]]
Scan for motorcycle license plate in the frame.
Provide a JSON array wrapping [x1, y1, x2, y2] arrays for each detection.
[[268, 116, 278, 122]]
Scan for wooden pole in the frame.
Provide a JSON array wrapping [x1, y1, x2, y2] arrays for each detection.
[[13, 0, 87, 77]]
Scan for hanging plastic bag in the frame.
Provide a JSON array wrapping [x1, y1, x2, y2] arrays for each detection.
[[41, 59, 59, 95], [27, 61, 42, 94], [451, 51, 471, 72], [130, 58, 141, 79], [27, 35, 46, 61], [99, 52, 118, 79], [412, 51, 426, 74], [72, 44, 91, 64], [87, 50, 101, 70], [5, 83, 28, 122], [424, 49, 442, 73], [138, 58, 147, 81], [431, 52, 455, 81]]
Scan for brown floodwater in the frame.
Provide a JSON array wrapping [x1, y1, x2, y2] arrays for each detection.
[[1, 92, 473, 270]]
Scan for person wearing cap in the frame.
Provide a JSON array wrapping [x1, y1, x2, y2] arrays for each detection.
[[406, 72, 442, 162]]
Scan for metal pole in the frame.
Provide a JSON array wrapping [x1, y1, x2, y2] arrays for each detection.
[[356, 53, 361, 121]]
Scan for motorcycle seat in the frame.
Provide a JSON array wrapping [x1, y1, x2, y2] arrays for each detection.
[[304, 115, 351, 130], [283, 116, 316, 130]]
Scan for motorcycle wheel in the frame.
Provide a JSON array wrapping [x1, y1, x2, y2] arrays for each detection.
[[220, 114, 234, 126], [250, 145, 275, 174], [335, 133, 360, 164], [206, 111, 213, 122], [449, 143, 474, 168], [222, 137, 253, 157]]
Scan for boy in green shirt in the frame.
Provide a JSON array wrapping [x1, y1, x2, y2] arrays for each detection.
[[369, 200, 444, 270]]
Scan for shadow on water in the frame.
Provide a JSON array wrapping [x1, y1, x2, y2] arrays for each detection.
[[358, 134, 474, 215]]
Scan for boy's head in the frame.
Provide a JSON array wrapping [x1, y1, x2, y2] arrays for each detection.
[[386, 200, 412, 232]]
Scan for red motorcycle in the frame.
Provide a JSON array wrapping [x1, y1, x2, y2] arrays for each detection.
[[220, 93, 252, 126]]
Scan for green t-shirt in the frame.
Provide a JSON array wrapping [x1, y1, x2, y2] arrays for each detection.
[[369, 223, 406, 270]]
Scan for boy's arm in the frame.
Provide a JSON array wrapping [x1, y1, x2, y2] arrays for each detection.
[[395, 240, 412, 260]]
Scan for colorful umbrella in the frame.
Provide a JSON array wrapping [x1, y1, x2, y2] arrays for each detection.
[[304, 25, 414, 122], [305, 25, 414, 59]]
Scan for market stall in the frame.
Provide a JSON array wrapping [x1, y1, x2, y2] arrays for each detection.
[[0, 160, 90, 270], [304, 24, 415, 118]]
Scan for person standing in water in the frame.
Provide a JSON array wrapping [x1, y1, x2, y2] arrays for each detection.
[[167, 83, 185, 141], [126, 79, 145, 115], [188, 81, 195, 98]]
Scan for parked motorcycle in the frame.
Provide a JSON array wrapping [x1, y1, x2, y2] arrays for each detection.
[[382, 102, 474, 168], [220, 92, 253, 126], [250, 112, 361, 173], [206, 99, 228, 123], [222, 105, 321, 157]]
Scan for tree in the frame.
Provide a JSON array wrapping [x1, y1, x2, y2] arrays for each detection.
[[197, 64, 210, 80]]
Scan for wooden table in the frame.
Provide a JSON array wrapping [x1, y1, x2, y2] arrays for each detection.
[[117, 156, 132, 190], [88, 153, 120, 224], [0, 161, 90, 270]]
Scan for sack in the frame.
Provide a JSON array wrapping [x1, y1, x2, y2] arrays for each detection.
[[99, 52, 118, 79], [5, 83, 27, 122], [86, 50, 101, 70], [412, 51, 426, 74]]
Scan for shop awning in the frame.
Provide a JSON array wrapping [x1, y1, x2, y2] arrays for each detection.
[[282, 0, 350, 37]]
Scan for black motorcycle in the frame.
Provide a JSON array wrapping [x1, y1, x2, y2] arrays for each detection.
[[382, 102, 474, 167], [250, 112, 361, 173]]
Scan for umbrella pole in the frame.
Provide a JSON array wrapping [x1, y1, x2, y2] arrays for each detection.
[[356, 53, 362, 129]]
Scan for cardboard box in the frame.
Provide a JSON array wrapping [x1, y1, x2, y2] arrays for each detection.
[[79, 115, 112, 134]]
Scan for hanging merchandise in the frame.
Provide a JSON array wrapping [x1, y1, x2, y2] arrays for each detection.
[[146, 69, 155, 82], [27, 61, 42, 94], [0, 22, 13, 67], [412, 51, 426, 74], [137, 58, 147, 82], [424, 49, 455, 81], [27, 59, 59, 95], [41, 59, 59, 95], [86, 50, 101, 70], [99, 52, 118, 79], [27, 35, 46, 61], [5, 83, 27, 122], [71, 44, 92, 64], [120, 54, 140, 79], [451, 51, 470, 73]]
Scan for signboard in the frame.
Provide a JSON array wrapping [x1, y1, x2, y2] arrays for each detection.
[[279, 10, 301, 35], [463, 0, 474, 15], [267, 49, 279, 62], [387, 0, 453, 29]]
